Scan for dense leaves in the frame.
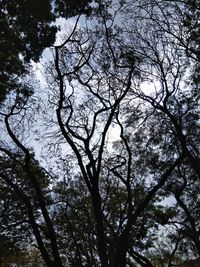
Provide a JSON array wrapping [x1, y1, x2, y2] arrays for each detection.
[[0, 0, 92, 102], [0, 0, 55, 102]]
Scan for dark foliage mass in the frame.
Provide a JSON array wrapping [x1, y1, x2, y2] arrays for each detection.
[[0, 1, 200, 267], [0, 0, 92, 102]]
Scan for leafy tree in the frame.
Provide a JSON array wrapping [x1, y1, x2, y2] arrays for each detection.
[[0, 0, 92, 102], [0, 234, 20, 266]]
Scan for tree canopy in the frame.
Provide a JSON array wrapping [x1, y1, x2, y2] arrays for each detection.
[[0, 0, 200, 267], [0, 0, 92, 102]]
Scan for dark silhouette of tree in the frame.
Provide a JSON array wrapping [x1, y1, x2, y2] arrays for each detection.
[[0, 1, 200, 267], [0, 0, 92, 102], [50, 3, 184, 265]]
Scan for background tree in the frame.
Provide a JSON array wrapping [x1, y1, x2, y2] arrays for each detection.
[[0, 0, 92, 102], [0, 1, 93, 266]]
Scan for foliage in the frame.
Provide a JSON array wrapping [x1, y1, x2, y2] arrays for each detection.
[[0, 0, 92, 102], [0, 1, 200, 267]]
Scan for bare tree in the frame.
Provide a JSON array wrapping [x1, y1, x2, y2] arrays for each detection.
[[49, 4, 184, 265]]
